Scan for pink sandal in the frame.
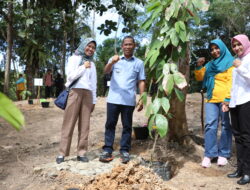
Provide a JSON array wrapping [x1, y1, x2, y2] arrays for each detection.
[[201, 157, 211, 168], [217, 156, 228, 166]]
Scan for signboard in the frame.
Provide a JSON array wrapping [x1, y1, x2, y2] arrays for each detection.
[[34, 78, 43, 86]]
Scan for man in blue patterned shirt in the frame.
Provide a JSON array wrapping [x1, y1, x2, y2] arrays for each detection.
[[99, 36, 146, 164]]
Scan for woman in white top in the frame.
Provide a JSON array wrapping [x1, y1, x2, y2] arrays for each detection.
[[222, 34, 250, 185], [56, 37, 97, 164]]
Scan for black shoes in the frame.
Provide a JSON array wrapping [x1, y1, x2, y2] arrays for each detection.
[[77, 156, 89, 162], [99, 151, 114, 163], [120, 152, 130, 164], [56, 156, 64, 164], [227, 170, 242, 178], [56, 155, 89, 164], [237, 175, 250, 185]]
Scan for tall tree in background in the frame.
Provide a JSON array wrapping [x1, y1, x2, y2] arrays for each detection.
[[3, 0, 13, 95]]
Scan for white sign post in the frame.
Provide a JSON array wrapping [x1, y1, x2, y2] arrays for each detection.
[[34, 78, 43, 104]]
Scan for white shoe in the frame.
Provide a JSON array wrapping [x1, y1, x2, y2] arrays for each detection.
[[201, 157, 211, 168], [217, 156, 228, 166]]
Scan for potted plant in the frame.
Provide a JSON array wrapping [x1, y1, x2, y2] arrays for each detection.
[[133, 124, 149, 140], [20, 90, 33, 104], [40, 99, 50, 108]]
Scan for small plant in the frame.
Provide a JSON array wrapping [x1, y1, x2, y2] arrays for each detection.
[[20, 90, 32, 100], [40, 99, 47, 103]]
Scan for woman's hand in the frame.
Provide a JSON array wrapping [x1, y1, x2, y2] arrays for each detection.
[[222, 102, 229, 112], [233, 59, 242, 68], [84, 61, 91, 68], [197, 57, 205, 67]]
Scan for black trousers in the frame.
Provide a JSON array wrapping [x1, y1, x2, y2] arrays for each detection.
[[230, 101, 250, 175], [45, 86, 52, 98], [103, 103, 135, 153]]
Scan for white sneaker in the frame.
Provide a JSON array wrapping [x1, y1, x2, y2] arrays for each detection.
[[217, 156, 228, 166], [201, 157, 211, 168]]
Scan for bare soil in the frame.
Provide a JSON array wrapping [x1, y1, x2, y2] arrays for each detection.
[[0, 94, 250, 190]]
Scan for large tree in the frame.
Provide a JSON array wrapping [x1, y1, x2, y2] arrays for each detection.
[[141, 0, 209, 144]]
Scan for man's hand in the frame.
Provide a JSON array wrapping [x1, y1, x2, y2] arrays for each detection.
[[136, 100, 143, 112], [197, 57, 205, 67], [84, 61, 91, 68], [233, 59, 242, 68], [111, 55, 120, 64], [104, 55, 120, 74]]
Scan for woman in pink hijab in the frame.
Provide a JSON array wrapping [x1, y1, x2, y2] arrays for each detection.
[[222, 34, 250, 185]]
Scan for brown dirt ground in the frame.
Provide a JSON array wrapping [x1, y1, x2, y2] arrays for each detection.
[[0, 94, 250, 190]]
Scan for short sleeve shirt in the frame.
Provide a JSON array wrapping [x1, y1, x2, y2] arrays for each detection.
[[107, 55, 146, 106]]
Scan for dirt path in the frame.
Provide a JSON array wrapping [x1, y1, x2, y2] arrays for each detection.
[[0, 94, 249, 190]]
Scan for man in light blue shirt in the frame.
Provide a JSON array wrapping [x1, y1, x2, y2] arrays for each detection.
[[99, 36, 146, 164]]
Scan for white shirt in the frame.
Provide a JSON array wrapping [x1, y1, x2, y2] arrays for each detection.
[[229, 53, 250, 108], [65, 55, 97, 104]]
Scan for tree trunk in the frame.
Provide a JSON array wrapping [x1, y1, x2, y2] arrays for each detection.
[[168, 44, 191, 145], [4, 0, 13, 95], [70, 2, 77, 54], [61, 11, 67, 78]]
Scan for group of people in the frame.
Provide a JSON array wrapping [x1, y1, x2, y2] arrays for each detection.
[[56, 36, 145, 165], [54, 33, 250, 186], [195, 34, 250, 185], [15, 70, 64, 100]]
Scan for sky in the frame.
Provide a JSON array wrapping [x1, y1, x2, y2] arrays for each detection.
[[92, 11, 123, 44]]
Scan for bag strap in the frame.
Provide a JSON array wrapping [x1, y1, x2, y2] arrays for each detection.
[[66, 77, 80, 91]]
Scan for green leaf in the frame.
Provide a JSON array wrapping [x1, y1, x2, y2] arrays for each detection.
[[145, 49, 157, 64], [150, 39, 163, 50], [163, 64, 170, 75], [156, 73, 164, 83], [145, 103, 153, 118], [160, 24, 170, 34], [179, 30, 187, 42], [178, 21, 186, 30], [170, 63, 178, 73], [173, 4, 181, 18], [149, 50, 160, 67], [163, 38, 170, 48], [155, 114, 168, 137], [173, 72, 187, 89], [152, 4, 164, 19], [148, 114, 156, 138], [165, 2, 175, 21], [175, 22, 180, 33], [147, 1, 161, 12], [152, 98, 161, 114], [0, 93, 24, 131], [174, 88, 185, 102], [140, 92, 148, 105], [142, 17, 154, 30], [161, 97, 170, 114], [162, 74, 174, 95], [193, 14, 201, 25], [170, 30, 179, 47]]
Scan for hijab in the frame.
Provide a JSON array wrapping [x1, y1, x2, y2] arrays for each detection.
[[231, 34, 250, 58], [202, 39, 234, 100], [75, 37, 96, 62]]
